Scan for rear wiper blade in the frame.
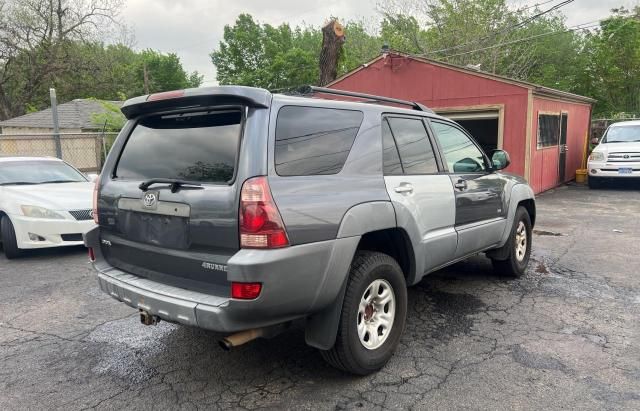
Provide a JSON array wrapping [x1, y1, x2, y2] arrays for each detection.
[[139, 178, 203, 192], [42, 180, 79, 184]]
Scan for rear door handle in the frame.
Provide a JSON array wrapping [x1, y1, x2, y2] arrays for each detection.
[[454, 179, 467, 190], [394, 184, 414, 194]]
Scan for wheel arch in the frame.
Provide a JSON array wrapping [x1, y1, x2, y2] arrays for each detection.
[[518, 198, 536, 228], [306, 201, 418, 350], [0, 210, 7, 242], [499, 184, 535, 245]]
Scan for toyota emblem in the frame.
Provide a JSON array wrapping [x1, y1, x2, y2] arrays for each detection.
[[143, 192, 157, 208]]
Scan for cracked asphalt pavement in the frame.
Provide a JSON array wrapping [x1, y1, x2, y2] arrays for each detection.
[[1, 184, 639, 410]]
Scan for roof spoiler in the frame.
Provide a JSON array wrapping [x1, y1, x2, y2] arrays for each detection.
[[120, 86, 272, 119], [306, 86, 434, 113]]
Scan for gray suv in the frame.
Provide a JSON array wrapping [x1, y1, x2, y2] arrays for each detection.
[[85, 86, 535, 375]]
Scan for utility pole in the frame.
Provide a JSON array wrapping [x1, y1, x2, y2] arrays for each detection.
[[49, 88, 62, 159], [143, 62, 150, 95]]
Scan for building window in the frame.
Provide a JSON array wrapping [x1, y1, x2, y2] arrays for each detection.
[[537, 113, 560, 148]]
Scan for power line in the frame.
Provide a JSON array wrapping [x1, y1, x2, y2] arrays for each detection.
[[438, 19, 601, 60], [424, 0, 576, 56], [514, 0, 560, 12]]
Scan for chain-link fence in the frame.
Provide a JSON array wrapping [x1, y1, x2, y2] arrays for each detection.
[[0, 132, 118, 172]]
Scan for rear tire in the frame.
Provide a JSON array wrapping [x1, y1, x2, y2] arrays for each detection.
[[491, 206, 531, 277], [1, 215, 22, 259], [320, 251, 407, 375]]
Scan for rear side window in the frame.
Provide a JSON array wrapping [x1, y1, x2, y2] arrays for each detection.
[[115, 110, 242, 183], [275, 106, 363, 176], [386, 117, 438, 174]]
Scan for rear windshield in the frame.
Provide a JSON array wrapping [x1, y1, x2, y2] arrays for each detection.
[[115, 109, 242, 183]]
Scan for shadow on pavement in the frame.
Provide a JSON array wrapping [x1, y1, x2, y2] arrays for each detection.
[[0, 244, 86, 260]]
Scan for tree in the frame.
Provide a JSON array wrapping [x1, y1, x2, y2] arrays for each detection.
[[0, 0, 125, 119], [90, 99, 125, 131], [211, 14, 319, 89], [584, 7, 640, 116], [136, 50, 203, 95], [377, 0, 586, 85], [211, 14, 380, 89]]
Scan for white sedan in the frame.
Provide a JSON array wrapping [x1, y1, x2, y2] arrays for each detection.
[[0, 156, 96, 258]]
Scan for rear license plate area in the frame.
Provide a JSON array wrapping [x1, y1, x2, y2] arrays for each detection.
[[618, 167, 633, 174], [117, 211, 189, 249]]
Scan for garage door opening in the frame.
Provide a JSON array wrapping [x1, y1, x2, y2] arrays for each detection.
[[438, 109, 501, 155], [456, 119, 498, 153]]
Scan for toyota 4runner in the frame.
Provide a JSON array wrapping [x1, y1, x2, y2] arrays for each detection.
[[85, 86, 535, 375]]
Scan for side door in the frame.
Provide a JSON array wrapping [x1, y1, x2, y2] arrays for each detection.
[[429, 120, 508, 258], [382, 115, 457, 276]]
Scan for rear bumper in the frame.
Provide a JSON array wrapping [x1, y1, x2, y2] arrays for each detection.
[[85, 227, 359, 333], [10, 214, 95, 249]]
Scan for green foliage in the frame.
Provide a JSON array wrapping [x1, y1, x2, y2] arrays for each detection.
[[380, 15, 429, 54], [211, 14, 317, 88], [137, 50, 203, 95], [584, 7, 640, 117], [90, 100, 126, 132], [211, 14, 380, 89], [1, 41, 202, 118], [25, 103, 39, 113]]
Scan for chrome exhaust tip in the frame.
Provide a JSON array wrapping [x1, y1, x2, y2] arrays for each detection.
[[219, 328, 264, 350]]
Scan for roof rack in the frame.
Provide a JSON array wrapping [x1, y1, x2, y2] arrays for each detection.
[[308, 86, 434, 113]]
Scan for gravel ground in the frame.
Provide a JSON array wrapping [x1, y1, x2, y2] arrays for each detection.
[[1, 184, 639, 410]]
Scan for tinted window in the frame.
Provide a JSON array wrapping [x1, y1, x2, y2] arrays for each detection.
[[0, 161, 87, 185], [538, 114, 560, 148], [387, 117, 438, 174], [432, 121, 487, 173], [382, 119, 403, 175], [116, 110, 242, 183], [275, 106, 363, 176]]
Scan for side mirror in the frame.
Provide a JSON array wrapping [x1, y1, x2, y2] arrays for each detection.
[[491, 149, 511, 171], [591, 137, 599, 145], [87, 173, 99, 182]]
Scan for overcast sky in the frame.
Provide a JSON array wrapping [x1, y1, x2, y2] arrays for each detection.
[[122, 0, 637, 86]]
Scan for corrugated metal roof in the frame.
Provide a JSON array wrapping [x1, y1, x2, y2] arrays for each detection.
[[328, 51, 596, 105], [0, 99, 123, 129]]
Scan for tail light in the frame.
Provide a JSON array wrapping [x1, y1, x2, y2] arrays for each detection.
[[239, 176, 289, 248], [231, 282, 262, 299], [92, 175, 100, 224], [88, 247, 96, 262]]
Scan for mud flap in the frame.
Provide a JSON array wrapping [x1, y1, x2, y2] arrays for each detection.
[[304, 275, 349, 350]]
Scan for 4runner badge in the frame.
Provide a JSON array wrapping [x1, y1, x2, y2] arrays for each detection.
[[201, 262, 228, 272]]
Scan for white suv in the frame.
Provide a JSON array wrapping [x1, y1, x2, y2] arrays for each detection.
[[588, 120, 640, 188]]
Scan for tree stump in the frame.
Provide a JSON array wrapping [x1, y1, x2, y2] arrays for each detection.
[[319, 20, 346, 86]]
